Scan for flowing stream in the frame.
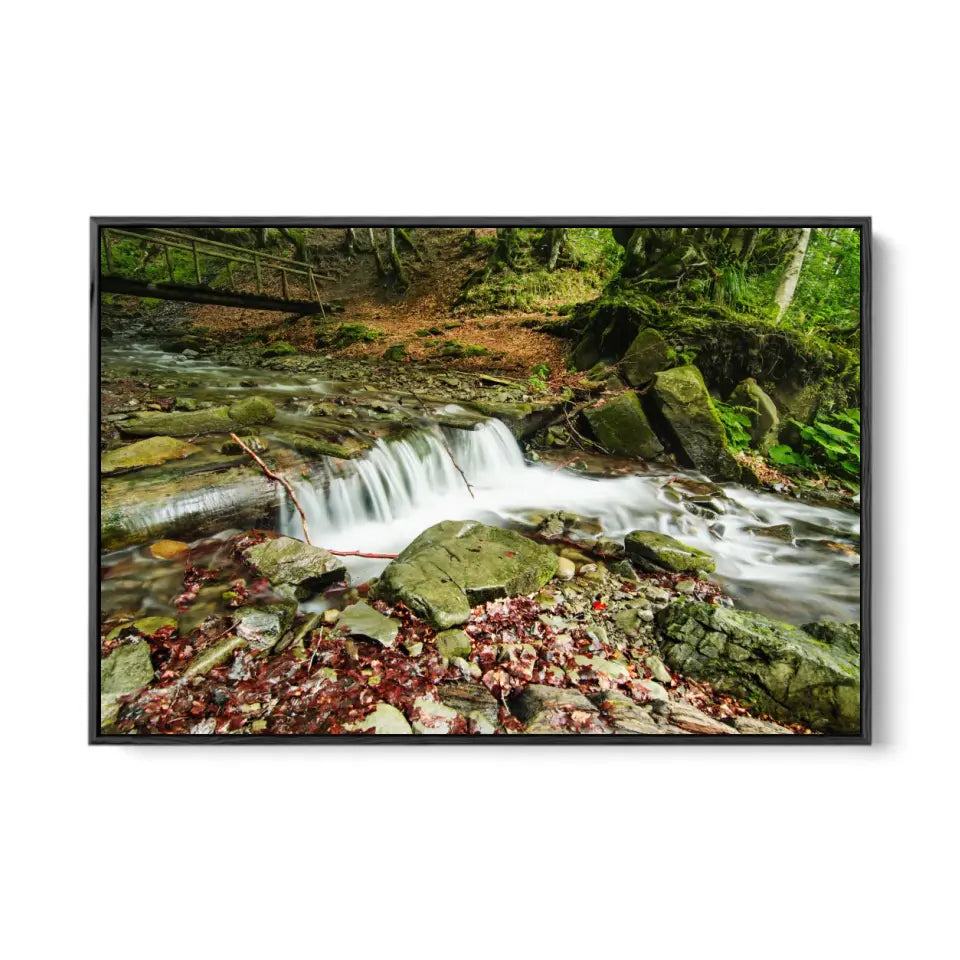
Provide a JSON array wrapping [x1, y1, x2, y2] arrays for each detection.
[[279, 419, 859, 623], [102, 343, 860, 625]]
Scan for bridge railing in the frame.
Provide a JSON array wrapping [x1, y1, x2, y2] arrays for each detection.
[[100, 227, 327, 303]]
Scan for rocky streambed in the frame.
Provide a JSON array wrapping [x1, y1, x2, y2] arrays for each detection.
[[99, 334, 862, 736]]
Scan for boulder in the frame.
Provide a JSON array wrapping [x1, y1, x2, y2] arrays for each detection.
[[650, 365, 740, 480], [583, 391, 664, 460], [377, 520, 558, 629], [229, 396, 277, 426], [625, 530, 715, 575], [769, 376, 822, 436], [657, 602, 860, 735], [621, 327, 672, 386], [119, 396, 276, 438], [555, 556, 576, 581], [337, 602, 400, 648], [343, 702, 412, 735], [242, 536, 346, 593], [101, 436, 202, 474], [728, 378, 780, 451], [101, 641, 154, 697]]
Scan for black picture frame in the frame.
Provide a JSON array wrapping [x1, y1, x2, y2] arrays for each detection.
[[90, 216, 871, 745]]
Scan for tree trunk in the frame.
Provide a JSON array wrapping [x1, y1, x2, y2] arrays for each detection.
[[546, 228, 568, 271], [277, 227, 307, 263], [774, 227, 811, 320], [386, 228, 409, 289], [254, 228, 268, 249], [495, 227, 520, 269], [368, 228, 385, 274], [343, 228, 359, 256]]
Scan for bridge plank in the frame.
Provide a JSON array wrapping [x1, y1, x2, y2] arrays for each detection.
[[100, 276, 326, 314]]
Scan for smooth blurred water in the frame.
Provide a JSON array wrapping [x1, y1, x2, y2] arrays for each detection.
[[280, 419, 860, 624]]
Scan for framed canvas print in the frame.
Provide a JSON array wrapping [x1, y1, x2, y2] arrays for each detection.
[[91, 219, 869, 743]]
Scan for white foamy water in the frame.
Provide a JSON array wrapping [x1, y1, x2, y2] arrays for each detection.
[[280, 419, 860, 624]]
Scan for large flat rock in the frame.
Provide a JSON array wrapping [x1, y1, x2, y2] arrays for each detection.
[[101, 435, 202, 474], [242, 536, 346, 592], [377, 520, 558, 629]]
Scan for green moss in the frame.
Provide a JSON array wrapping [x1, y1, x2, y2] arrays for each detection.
[[261, 341, 298, 357], [383, 344, 408, 361], [436, 340, 490, 359], [624, 530, 715, 574], [319, 323, 384, 348], [583, 392, 664, 460], [229, 396, 277, 426], [272, 432, 358, 460], [569, 284, 859, 407]]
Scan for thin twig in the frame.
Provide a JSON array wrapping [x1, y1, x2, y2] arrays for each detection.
[[231, 433, 312, 544], [409, 391, 475, 498]]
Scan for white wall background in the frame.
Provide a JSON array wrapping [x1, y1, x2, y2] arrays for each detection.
[[3, 2, 955, 956]]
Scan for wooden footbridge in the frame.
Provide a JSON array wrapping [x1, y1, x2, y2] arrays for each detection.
[[99, 226, 330, 314]]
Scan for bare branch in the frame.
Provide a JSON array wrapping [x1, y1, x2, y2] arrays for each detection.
[[231, 433, 312, 545]]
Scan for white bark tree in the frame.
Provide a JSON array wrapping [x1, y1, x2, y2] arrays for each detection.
[[774, 227, 812, 320]]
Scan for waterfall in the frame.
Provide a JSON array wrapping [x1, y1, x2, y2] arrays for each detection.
[[279, 418, 860, 623]]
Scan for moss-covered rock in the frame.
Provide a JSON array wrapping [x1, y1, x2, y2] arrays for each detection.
[[101, 641, 154, 697], [621, 327, 673, 386], [583, 391, 664, 460], [769, 376, 824, 444], [728, 378, 780, 452], [657, 602, 860, 734], [242, 536, 346, 593], [624, 530, 715, 574], [383, 344, 408, 361], [261, 341, 298, 358], [377, 520, 558, 629], [272, 432, 357, 460], [218, 436, 269, 455], [469, 400, 561, 440], [568, 286, 859, 408], [100, 436, 202, 474], [650, 365, 740, 480], [228, 396, 277, 426], [802, 620, 861, 658], [119, 396, 276, 438]]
